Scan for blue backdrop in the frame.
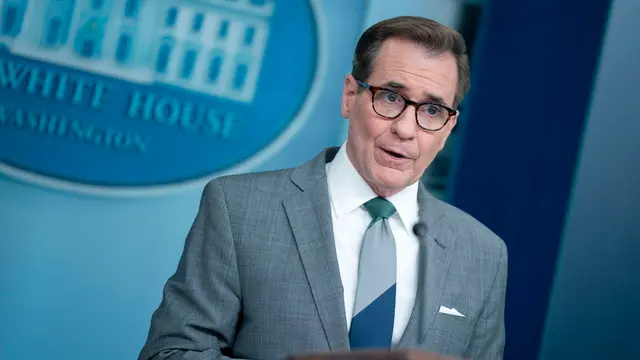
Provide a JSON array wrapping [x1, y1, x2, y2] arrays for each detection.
[[539, 0, 640, 358], [2, 1, 626, 359], [0, 1, 368, 359], [0, 1, 454, 360], [447, 0, 613, 359]]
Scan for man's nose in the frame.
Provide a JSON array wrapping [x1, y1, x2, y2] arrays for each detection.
[[391, 106, 418, 140]]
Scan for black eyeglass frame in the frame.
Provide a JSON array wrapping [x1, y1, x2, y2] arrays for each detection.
[[356, 80, 458, 131]]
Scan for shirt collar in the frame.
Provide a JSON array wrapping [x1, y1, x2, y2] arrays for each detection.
[[326, 143, 420, 235]]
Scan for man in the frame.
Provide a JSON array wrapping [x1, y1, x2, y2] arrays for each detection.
[[139, 16, 507, 360]]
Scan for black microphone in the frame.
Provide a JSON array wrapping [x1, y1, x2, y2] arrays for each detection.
[[412, 222, 427, 238], [412, 222, 428, 336]]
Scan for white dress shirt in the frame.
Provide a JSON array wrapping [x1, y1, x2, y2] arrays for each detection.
[[325, 144, 420, 344]]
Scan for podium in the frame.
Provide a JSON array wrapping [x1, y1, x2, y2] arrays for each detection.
[[287, 350, 460, 360]]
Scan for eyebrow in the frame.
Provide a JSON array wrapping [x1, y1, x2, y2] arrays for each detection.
[[382, 80, 448, 106]]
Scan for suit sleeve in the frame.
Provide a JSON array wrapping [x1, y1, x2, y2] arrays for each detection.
[[464, 240, 508, 360], [138, 179, 247, 360]]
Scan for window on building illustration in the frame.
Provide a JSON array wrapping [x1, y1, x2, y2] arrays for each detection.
[[125, 0, 139, 19], [116, 34, 132, 64], [218, 20, 229, 39], [165, 8, 178, 27], [80, 39, 97, 58], [243, 26, 255, 46], [45, 17, 62, 46], [207, 52, 224, 84], [156, 41, 173, 74], [1, 6, 17, 35], [192, 13, 204, 33], [80, 38, 99, 57], [91, 0, 104, 10], [181, 49, 198, 80], [74, 18, 104, 58], [233, 62, 249, 91]]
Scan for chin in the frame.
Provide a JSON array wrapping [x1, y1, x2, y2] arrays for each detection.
[[370, 167, 411, 192]]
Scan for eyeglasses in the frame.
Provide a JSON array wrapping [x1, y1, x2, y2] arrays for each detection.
[[356, 80, 457, 131]]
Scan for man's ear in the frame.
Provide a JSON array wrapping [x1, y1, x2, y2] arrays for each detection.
[[341, 74, 358, 119]]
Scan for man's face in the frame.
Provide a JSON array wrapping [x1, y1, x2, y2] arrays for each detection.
[[341, 38, 459, 197]]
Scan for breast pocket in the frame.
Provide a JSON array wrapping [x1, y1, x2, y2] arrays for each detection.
[[427, 307, 473, 356]]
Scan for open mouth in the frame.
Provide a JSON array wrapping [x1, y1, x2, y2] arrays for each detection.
[[382, 148, 407, 159]]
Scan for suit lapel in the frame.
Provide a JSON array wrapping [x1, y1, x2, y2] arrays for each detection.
[[283, 148, 350, 351], [396, 186, 456, 348]]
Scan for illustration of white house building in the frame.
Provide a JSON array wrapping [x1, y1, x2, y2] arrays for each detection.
[[0, 0, 274, 103]]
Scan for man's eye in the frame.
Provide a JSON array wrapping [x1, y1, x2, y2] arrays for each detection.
[[383, 92, 399, 102]]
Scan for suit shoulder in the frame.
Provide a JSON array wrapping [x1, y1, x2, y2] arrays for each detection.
[[203, 167, 296, 200], [432, 196, 506, 256]]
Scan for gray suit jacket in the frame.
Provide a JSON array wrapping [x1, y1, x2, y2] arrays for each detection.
[[139, 147, 508, 360]]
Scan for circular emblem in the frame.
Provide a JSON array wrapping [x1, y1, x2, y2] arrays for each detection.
[[0, 0, 324, 195]]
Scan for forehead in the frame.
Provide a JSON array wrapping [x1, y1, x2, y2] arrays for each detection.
[[369, 38, 458, 106]]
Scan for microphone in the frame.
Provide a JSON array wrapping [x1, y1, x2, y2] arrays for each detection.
[[412, 222, 428, 337], [412, 222, 427, 238]]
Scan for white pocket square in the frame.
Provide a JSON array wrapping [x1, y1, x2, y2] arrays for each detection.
[[438, 305, 465, 317]]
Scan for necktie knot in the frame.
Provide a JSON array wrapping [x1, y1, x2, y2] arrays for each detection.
[[364, 197, 396, 220]]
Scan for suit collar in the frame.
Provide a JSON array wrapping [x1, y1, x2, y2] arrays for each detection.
[[284, 147, 350, 351], [396, 182, 456, 347], [289, 147, 339, 192], [325, 144, 376, 218], [417, 182, 452, 249]]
